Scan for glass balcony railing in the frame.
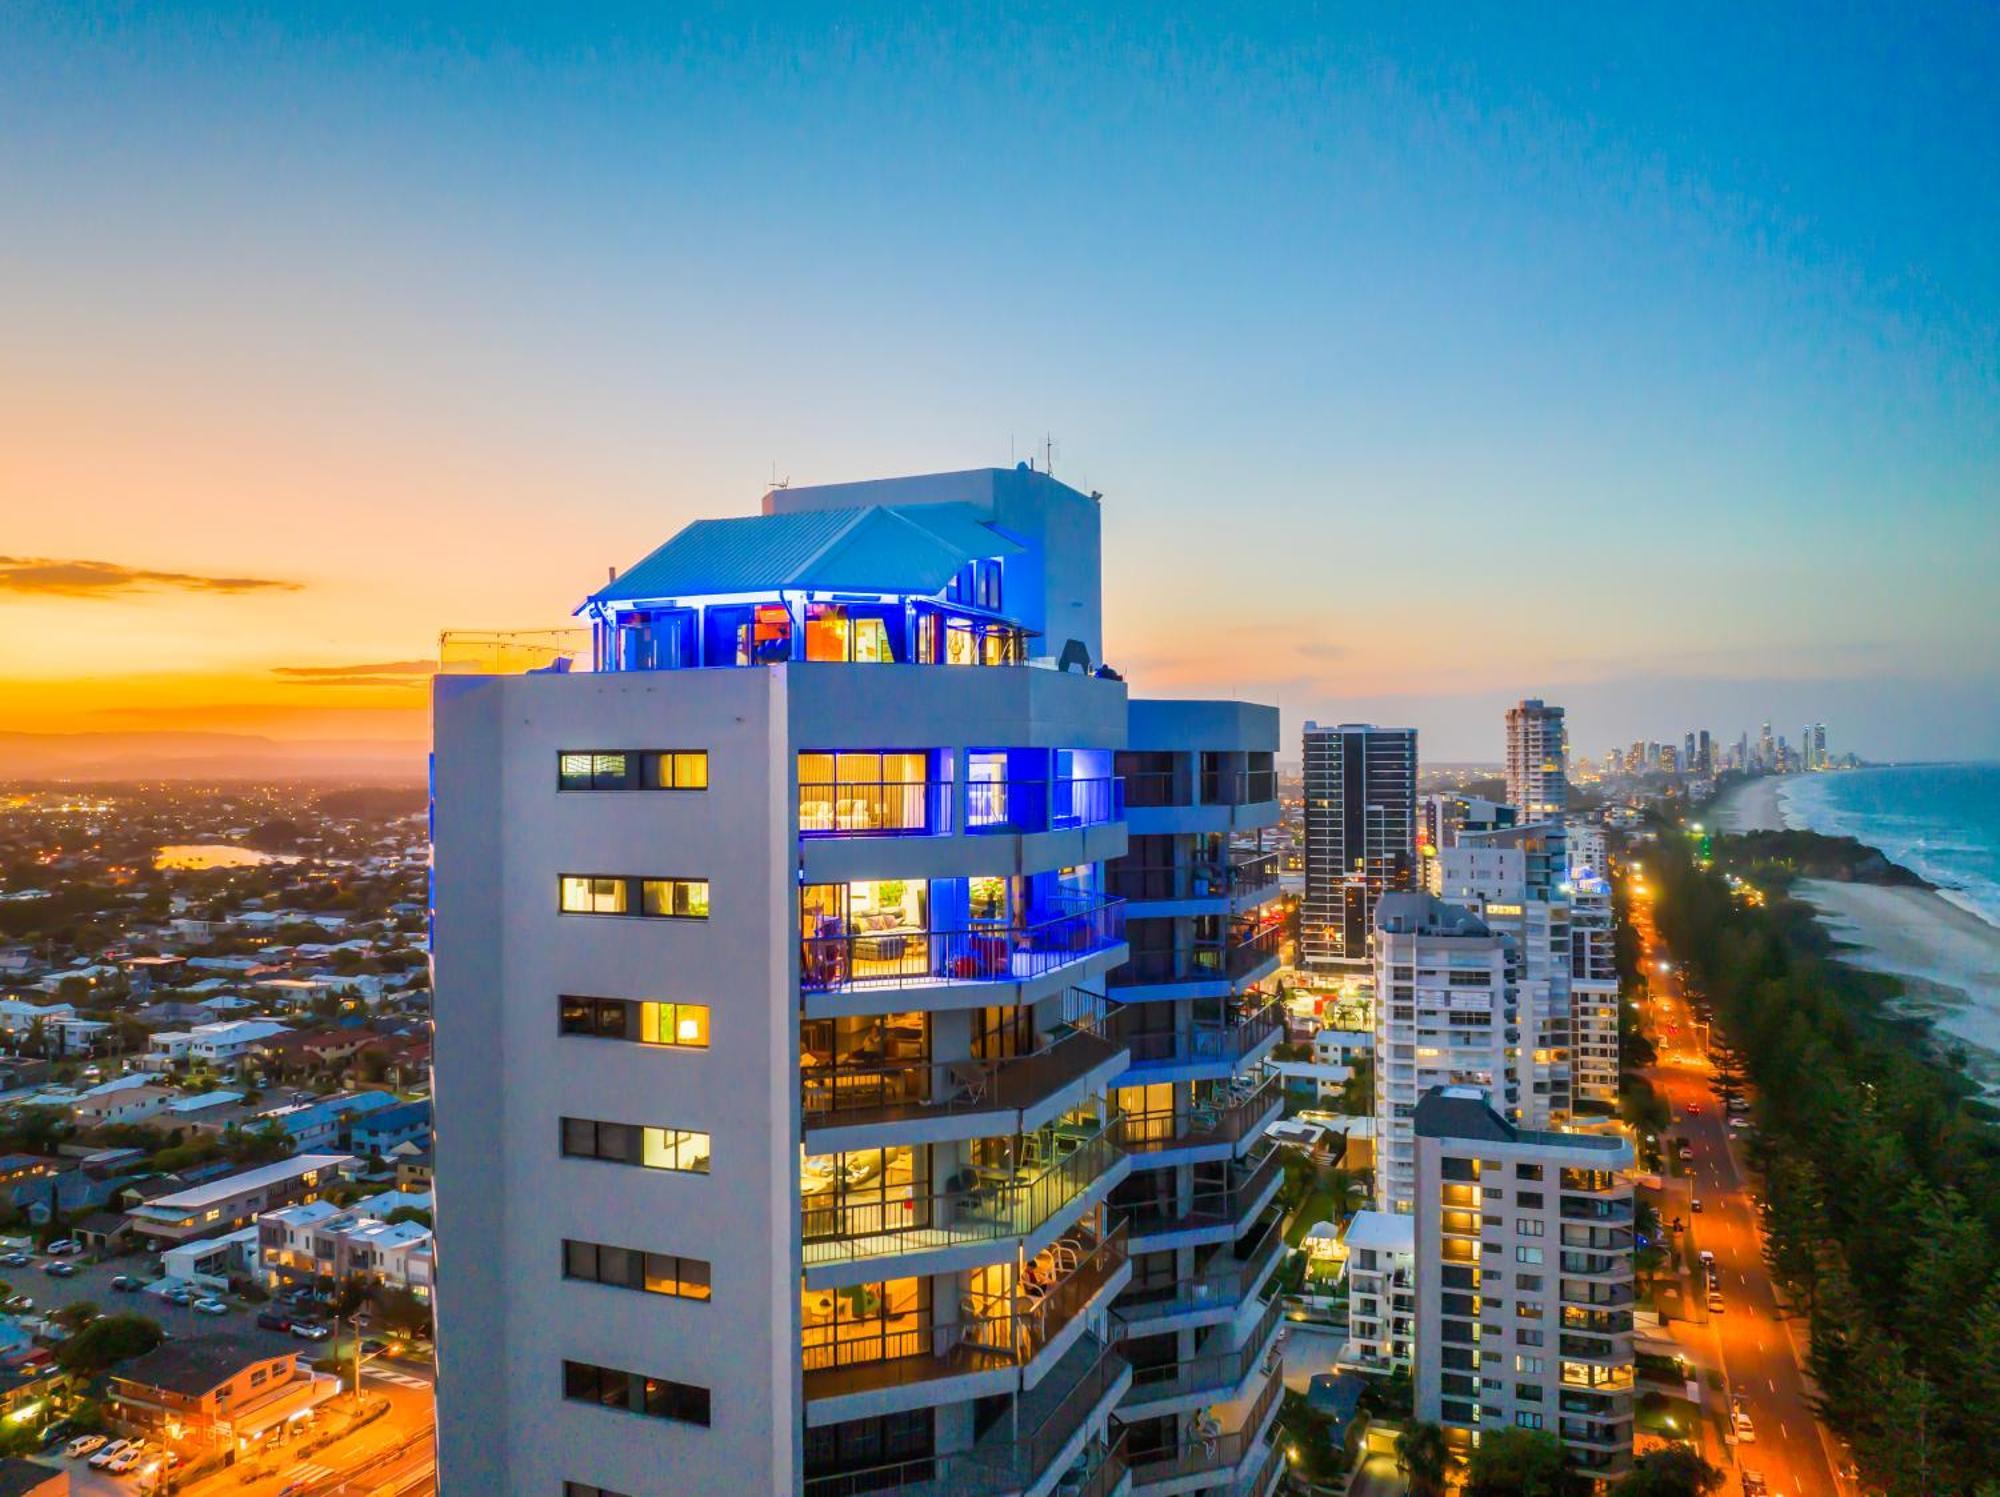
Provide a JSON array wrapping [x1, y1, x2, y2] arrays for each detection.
[[801, 1118, 1126, 1267], [1108, 998, 1283, 1069], [1120, 770, 1277, 811], [1115, 1075, 1282, 1156], [1124, 1295, 1282, 1405], [1108, 923, 1283, 990], [1124, 1357, 1280, 1484], [803, 1223, 1128, 1401], [1106, 848, 1279, 904], [1115, 1212, 1283, 1322], [1115, 1149, 1283, 1240], [802, 1334, 1127, 1497], [967, 778, 1123, 835], [802, 895, 1127, 994], [801, 1028, 1128, 1130]]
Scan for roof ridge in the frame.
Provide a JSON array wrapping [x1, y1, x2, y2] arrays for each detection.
[[782, 505, 876, 587]]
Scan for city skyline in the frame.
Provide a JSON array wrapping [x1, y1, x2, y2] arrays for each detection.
[[4, 5, 1999, 765]]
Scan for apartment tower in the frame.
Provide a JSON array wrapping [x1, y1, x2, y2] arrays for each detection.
[[1300, 723, 1418, 969], [432, 466, 1283, 1497], [1412, 1087, 1635, 1476], [1503, 701, 1568, 823], [1369, 893, 1521, 1215]]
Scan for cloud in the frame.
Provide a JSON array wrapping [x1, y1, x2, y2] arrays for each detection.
[[273, 660, 436, 683], [0, 556, 298, 598], [1294, 641, 1348, 661]]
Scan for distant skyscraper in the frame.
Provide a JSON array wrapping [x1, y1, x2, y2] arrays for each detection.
[[1504, 699, 1568, 821], [1303, 722, 1418, 968], [1814, 722, 1827, 769], [1697, 728, 1712, 775], [1682, 731, 1696, 772], [1759, 722, 1775, 771]]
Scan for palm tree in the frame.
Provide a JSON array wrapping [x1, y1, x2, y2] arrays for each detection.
[[1396, 1420, 1449, 1497]]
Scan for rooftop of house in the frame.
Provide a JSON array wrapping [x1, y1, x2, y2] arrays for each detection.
[[109, 1333, 295, 1397], [132, 1153, 352, 1214]]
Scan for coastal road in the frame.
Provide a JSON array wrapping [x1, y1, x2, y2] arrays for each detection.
[[1630, 878, 1843, 1497]]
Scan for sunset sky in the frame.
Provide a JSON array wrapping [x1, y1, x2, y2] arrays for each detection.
[[4, 4, 1997, 763]]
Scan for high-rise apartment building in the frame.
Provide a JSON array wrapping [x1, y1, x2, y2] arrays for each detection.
[[1369, 894, 1521, 1215], [1437, 824, 1572, 1128], [432, 466, 1286, 1497], [1416, 794, 1516, 896], [1813, 722, 1827, 769], [1301, 724, 1418, 969], [1503, 701, 1567, 822], [1104, 700, 1288, 1494], [1696, 729, 1712, 776], [1412, 1087, 1635, 1477], [1567, 876, 1620, 1108]]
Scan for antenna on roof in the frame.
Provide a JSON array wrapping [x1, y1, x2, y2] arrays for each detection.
[[769, 462, 789, 490], [1043, 433, 1056, 475]]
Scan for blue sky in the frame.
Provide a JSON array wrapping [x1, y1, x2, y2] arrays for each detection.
[[3, 2, 1996, 761]]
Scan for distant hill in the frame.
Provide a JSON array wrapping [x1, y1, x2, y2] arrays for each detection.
[[0, 731, 426, 784]]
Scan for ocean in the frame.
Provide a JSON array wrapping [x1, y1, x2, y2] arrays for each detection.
[[1779, 762, 2000, 931]]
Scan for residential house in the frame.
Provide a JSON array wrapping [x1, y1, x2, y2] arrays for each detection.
[[106, 1335, 335, 1454], [350, 1100, 430, 1158], [123, 1154, 352, 1246]]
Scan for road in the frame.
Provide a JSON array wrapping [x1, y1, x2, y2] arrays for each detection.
[[1630, 878, 1842, 1497]]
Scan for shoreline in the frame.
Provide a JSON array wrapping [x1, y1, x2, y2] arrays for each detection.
[[1708, 773, 2000, 1095]]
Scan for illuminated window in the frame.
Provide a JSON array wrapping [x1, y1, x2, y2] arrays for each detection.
[[564, 1239, 711, 1302], [562, 1360, 709, 1427], [663, 752, 708, 790], [561, 877, 628, 915], [558, 750, 707, 791], [641, 879, 710, 919], [559, 996, 709, 1049], [560, 876, 708, 918], [561, 1117, 710, 1175]]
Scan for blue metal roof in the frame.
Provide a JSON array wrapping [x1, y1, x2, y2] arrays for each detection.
[[587, 503, 1024, 607]]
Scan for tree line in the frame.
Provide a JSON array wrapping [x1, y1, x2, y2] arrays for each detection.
[[1650, 831, 2000, 1496]]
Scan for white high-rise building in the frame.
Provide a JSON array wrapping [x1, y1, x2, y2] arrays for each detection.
[[431, 466, 1286, 1497], [1370, 893, 1521, 1215], [1413, 1087, 1635, 1477], [1564, 820, 1607, 882], [1301, 723, 1418, 969], [1417, 794, 1516, 896], [1568, 875, 1620, 1108], [1437, 823, 1572, 1127], [1504, 701, 1568, 823]]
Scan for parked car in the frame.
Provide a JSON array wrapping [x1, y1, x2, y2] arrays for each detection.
[[4, 1295, 32, 1312], [257, 1311, 294, 1333], [1690, 1197, 1703, 1213], [1742, 1471, 1768, 1496], [44, 1239, 80, 1256], [291, 1321, 331, 1341], [110, 1274, 141, 1292], [89, 1438, 131, 1469], [42, 1261, 77, 1278], [164, 1287, 195, 1307], [193, 1297, 230, 1316], [1708, 1291, 1726, 1314], [1734, 1405, 1757, 1442], [0, 1252, 28, 1268], [65, 1432, 106, 1458], [109, 1445, 144, 1473]]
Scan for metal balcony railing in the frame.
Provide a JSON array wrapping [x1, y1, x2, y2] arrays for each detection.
[[1124, 1296, 1282, 1404], [1107, 925, 1282, 989], [1125, 1359, 1280, 1484], [1116, 1213, 1283, 1321], [801, 1119, 1126, 1267], [802, 895, 1127, 993], [801, 1028, 1127, 1130], [1116, 1149, 1284, 1240]]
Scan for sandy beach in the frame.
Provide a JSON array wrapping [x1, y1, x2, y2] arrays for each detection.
[[1709, 776, 1792, 833], [1794, 878, 2000, 1090]]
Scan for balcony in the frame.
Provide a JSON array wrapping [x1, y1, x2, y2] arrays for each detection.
[[1559, 1224, 1632, 1252], [1559, 1196, 1634, 1223], [802, 1334, 1130, 1497], [1115, 1213, 1283, 1333], [1557, 1332, 1622, 1363], [1560, 1306, 1633, 1335], [1126, 1358, 1281, 1490], [1115, 1075, 1282, 1161], [800, 779, 955, 838], [1557, 1250, 1629, 1278], [1122, 1296, 1283, 1410], [803, 1224, 1129, 1408], [1107, 848, 1280, 909], [1107, 999, 1283, 1076], [802, 1117, 1128, 1275], [1107, 924, 1283, 995], [802, 1028, 1130, 1145], [802, 895, 1127, 998], [1560, 1280, 1635, 1309], [967, 778, 1124, 835], [1117, 1149, 1284, 1245]]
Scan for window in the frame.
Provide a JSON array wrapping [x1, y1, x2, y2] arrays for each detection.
[[561, 877, 628, 915], [1515, 1411, 1544, 1429], [561, 1118, 710, 1175], [559, 876, 710, 919], [1514, 1163, 1544, 1180], [1516, 1219, 1544, 1237], [562, 1360, 709, 1428], [565, 1239, 711, 1302], [567, 1485, 639, 1497], [558, 751, 707, 792], [561, 996, 710, 1049], [1515, 1246, 1544, 1265]]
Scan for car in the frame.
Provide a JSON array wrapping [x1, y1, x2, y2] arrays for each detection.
[[110, 1274, 141, 1292], [1708, 1292, 1725, 1314], [42, 1261, 77, 1278], [44, 1239, 80, 1256], [291, 1321, 331, 1341], [89, 1438, 131, 1468], [65, 1433, 106, 1458], [1734, 1406, 1757, 1442], [361, 1337, 388, 1358], [1690, 1197, 1703, 1213], [1686, 1102, 1701, 1114], [164, 1287, 195, 1307], [1742, 1471, 1767, 1496], [1697, 1248, 1715, 1265], [1729, 1117, 1751, 1131], [257, 1311, 294, 1333], [1677, 1145, 1694, 1162], [279, 1480, 317, 1497], [4, 1295, 32, 1312], [193, 1296, 230, 1316], [109, 1446, 143, 1473], [0, 1252, 28, 1268]]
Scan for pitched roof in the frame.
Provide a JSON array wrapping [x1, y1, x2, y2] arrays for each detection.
[[111, 1333, 293, 1397], [587, 503, 1024, 606]]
